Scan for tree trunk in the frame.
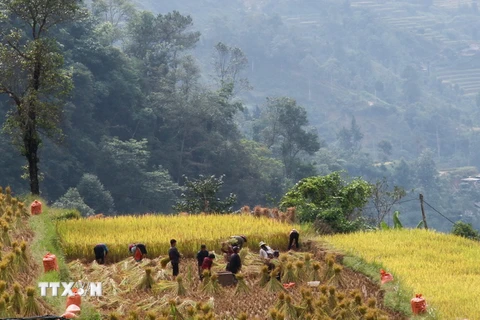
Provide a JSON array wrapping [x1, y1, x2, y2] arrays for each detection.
[[24, 116, 40, 195], [25, 59, 42, 195]]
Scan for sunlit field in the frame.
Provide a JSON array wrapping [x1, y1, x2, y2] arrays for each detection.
[[57, 214, 302, 261], [324, 228, 480, 319]]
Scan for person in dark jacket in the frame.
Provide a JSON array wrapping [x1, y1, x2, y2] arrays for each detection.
[[94, 243, 108, 264], [226, 246, 242, 274], [196, 244, 209, 279], [168, 239, 181, 280], [288, 229, 300, 250]]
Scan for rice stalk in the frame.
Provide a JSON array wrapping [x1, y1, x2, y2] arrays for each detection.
[[11, 282, 24, 314], [0, 281, 6, 295], [0, 261, 12, 283], [294, 261, 305, 282], [0, 297, 9, 318], [23, 287, 40, 317], [278, 294, 297, 320], [202, 273, 222, 295], [266, 268, 285, 293], [168, 299, 185, 319], [138, 268, 155, 291], [176, 275, 187, 296], [281, 263, 297, 284], [327, 264, 347, 289], [258, 265, 270, 287], [160, 257, 170, 269], [311, 262, 322, 281], [234, 273, 250, 295]]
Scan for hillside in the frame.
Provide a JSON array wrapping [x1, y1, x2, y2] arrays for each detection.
[[136, 0, 480, 164]]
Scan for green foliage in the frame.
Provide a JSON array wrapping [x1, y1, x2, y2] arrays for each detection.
[[53, 209, 82, 221], [371, 177, 407, 226], [52, 188, 95, 217], [392, 211, 403, 229], [173, 174, 237, 214], [451, 221, 480, 241], [97, 137, 180, 214], [280, 171, 372, 233], [77, 173, 115, 214], [256, 97, 321, 179], [0, 0, 84, 194]]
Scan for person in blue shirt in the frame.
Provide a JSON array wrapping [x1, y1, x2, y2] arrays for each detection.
[[94, 243, 108, 264]]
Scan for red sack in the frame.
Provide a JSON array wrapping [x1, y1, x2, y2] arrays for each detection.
[[43, 253, 59, 272], [30, 200, 42, 215], [66, 292, 81, 308], [380, 269, 393, 284], [411, 294, 427, 314]]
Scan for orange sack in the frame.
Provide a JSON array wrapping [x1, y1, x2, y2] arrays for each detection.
[[30, 200, 42, 215], [43, 252, 59, 272], [380, 269, 394, 284], [411, 293, 427, 314], [66, 291, 81, 308]]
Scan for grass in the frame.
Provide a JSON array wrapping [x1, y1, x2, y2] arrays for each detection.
[[21, 195, 102, 319]]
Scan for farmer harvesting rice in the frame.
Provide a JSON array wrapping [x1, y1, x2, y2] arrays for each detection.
[[288, 229, 300, 250], [196, 244, 209, 279], [201, 253, 216, 280], [93, 243, 108, 264], [259, 241, 274, 261], [226, 246, 242, 275], [129, 243, 147, 262], [229, 235, 247, 249], [168, 239, 181, 280], [221, 241, 234, 262]]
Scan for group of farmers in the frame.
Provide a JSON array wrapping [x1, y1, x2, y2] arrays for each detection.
[[92, 228, 300, 282]]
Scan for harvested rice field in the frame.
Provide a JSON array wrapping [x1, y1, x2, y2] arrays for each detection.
[[67, 248, 406, 319]]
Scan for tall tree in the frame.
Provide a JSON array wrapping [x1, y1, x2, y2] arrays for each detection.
[[259, 97, 321, 179], [213, 42, 251, 93], [0, 0, 83, 195]]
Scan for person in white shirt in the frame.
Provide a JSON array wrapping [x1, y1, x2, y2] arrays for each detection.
[[259, 241, 273, 261]]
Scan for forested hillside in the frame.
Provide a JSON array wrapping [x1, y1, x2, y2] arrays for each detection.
[[1, 0, 480, 232]]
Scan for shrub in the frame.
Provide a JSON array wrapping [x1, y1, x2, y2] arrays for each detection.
[[452, 221, 479, 240]]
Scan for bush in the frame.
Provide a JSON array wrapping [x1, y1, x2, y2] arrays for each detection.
[[52, 188, 95, 217], [54, 209, 82, 221], [77, 173, 115, 214], [451, 221, 480, 241]]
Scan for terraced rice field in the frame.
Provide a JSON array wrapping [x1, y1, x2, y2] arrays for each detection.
[[324, 228, 480, 320], [436, 67, 480, 96], [434, 0, 474, 9]]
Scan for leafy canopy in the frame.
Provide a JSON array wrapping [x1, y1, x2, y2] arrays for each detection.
[[280, 171, 372, 233], [173, 174, 237, 214]]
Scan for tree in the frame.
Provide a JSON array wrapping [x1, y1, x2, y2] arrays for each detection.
[[91, 0, 135, 27], [76, 173, 115, 214], [377, 140, 392, 161], [53, 188, 95, 217], [97, 137, 180, 213], [279, 172, 372, 233], [173, 175, 237, 214], [259, 97, 321, 179], [213, 42, 251, 93], [0, 0, 83, 195], [370, 177, 407, 226], [337, 116, 364, 154]]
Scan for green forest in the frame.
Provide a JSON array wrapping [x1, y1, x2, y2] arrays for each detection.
[[1, 0, 480, 232]]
